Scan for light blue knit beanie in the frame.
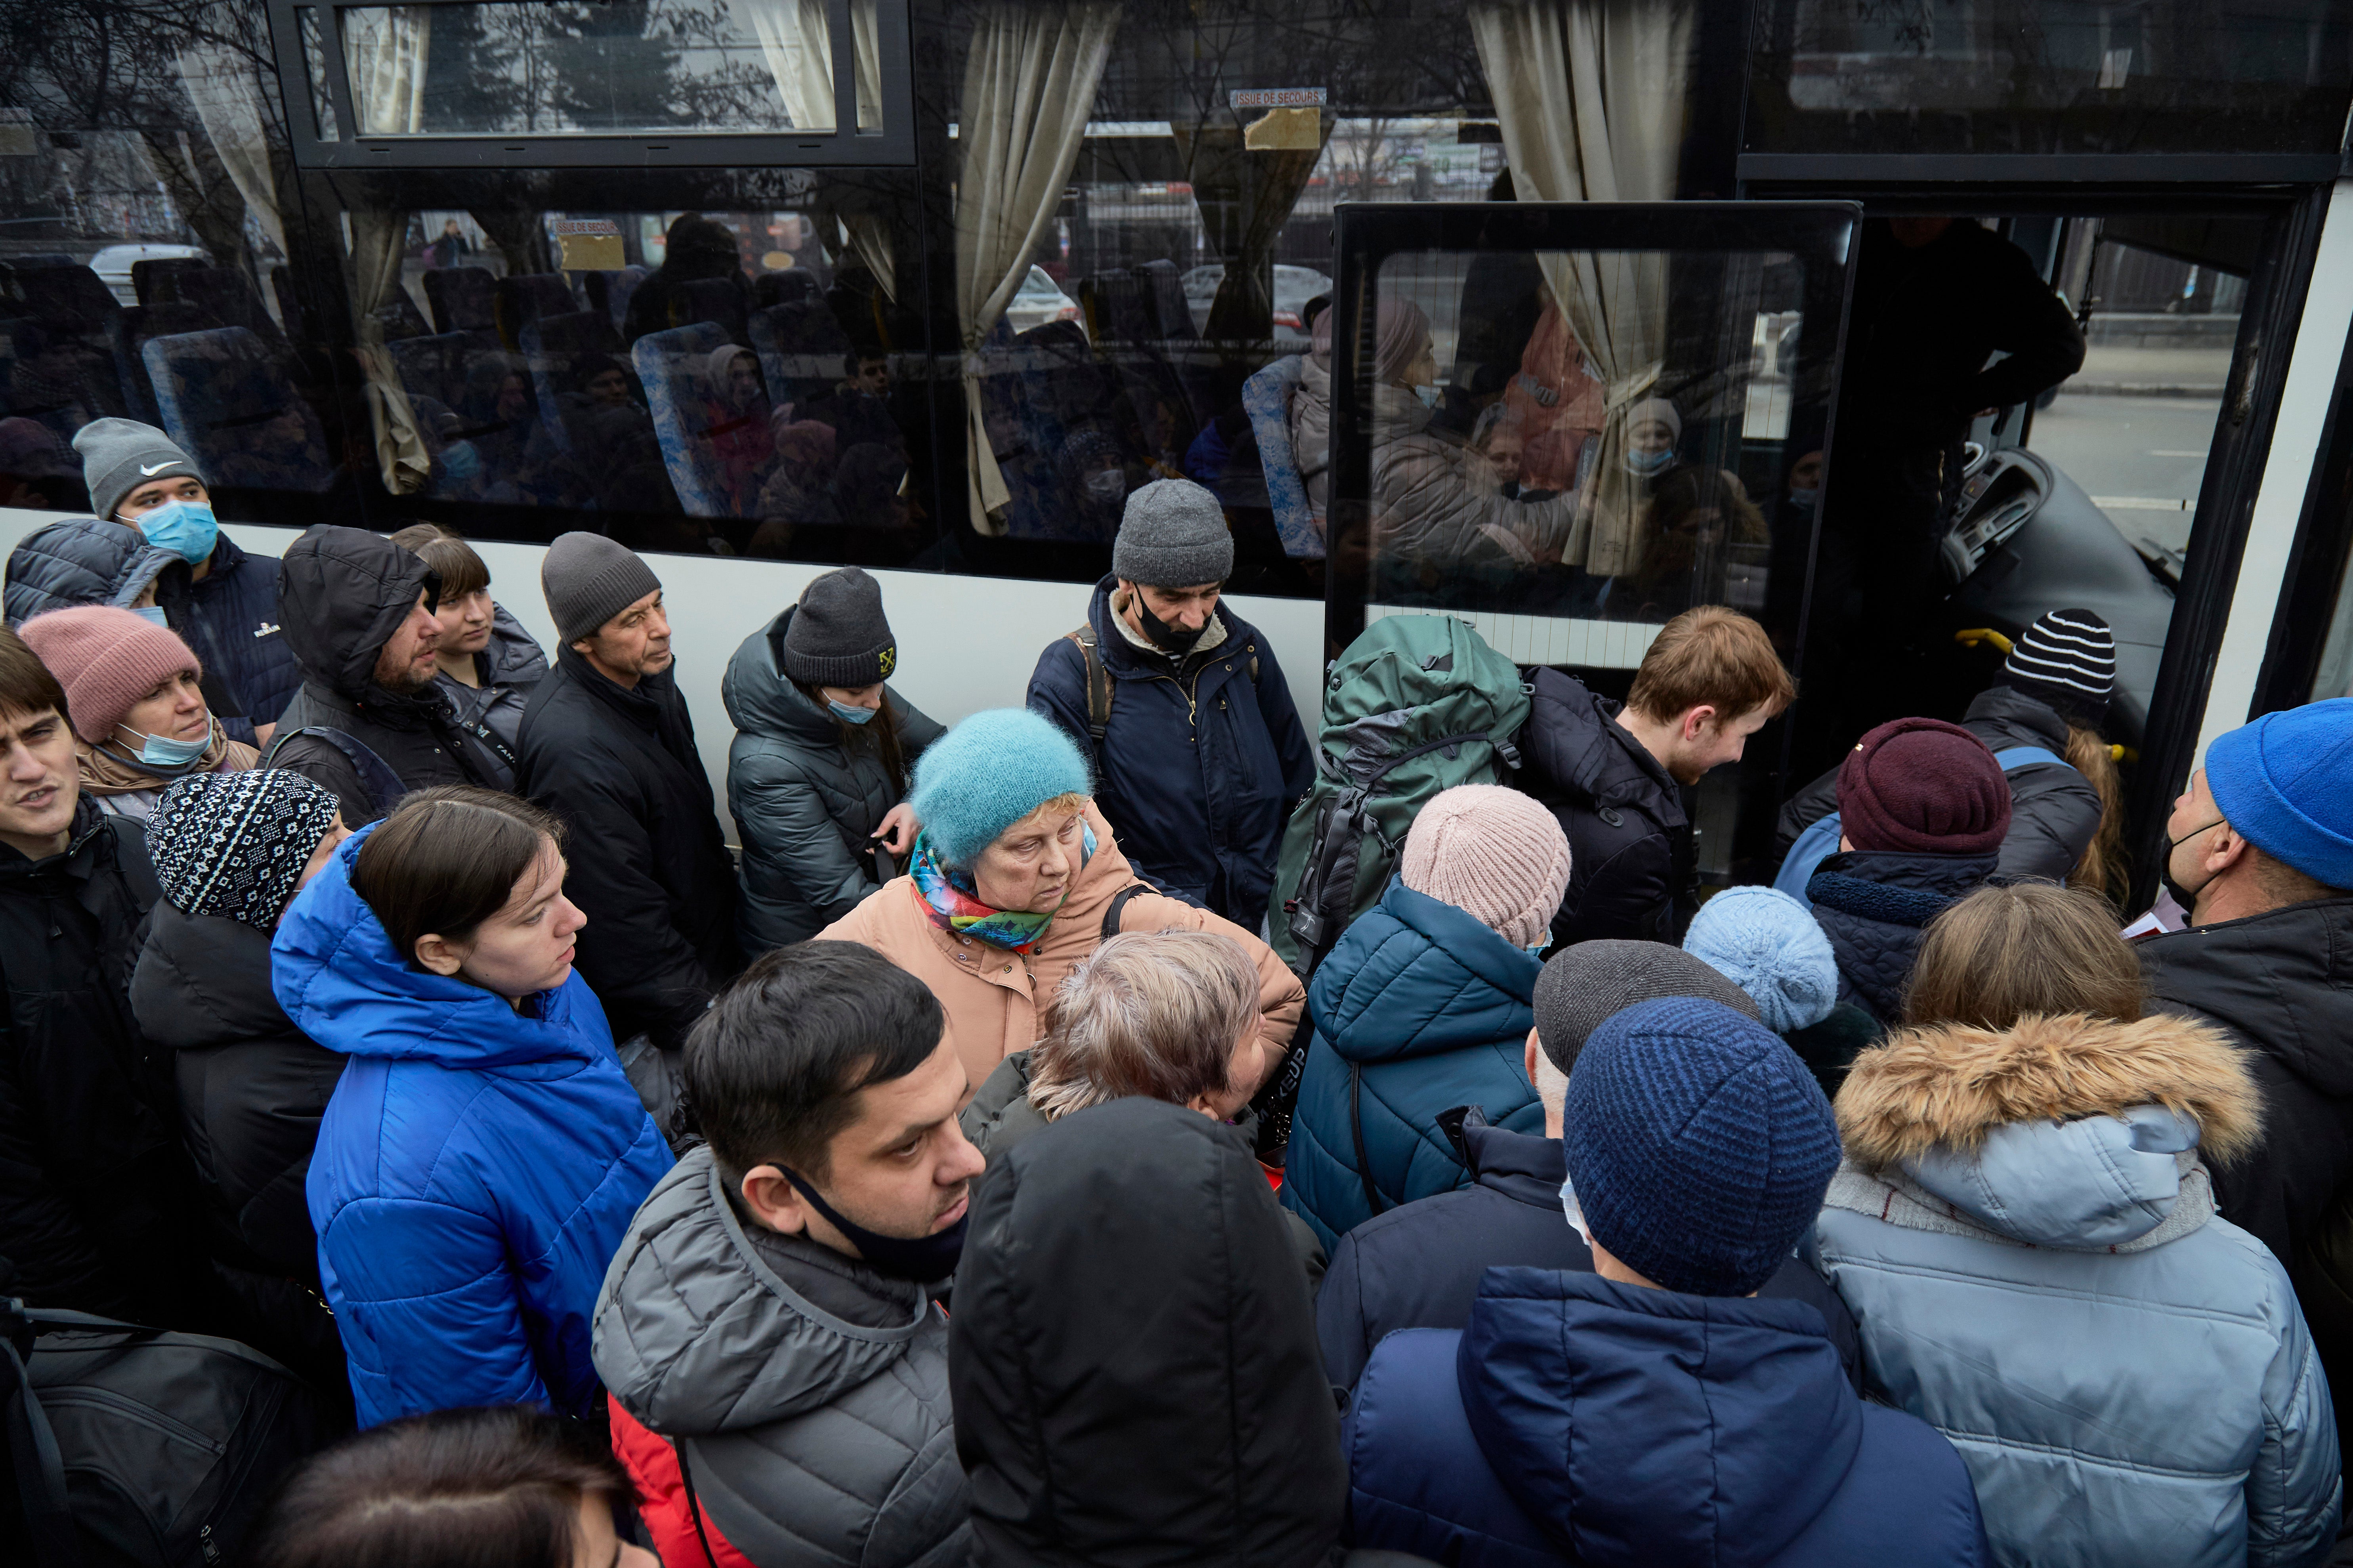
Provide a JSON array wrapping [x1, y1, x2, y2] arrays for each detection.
[[1683, 885, 1839, 1034], [910, 708, 1093, 868]]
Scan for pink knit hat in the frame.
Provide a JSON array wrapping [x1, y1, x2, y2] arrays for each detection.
[[1399, 784, 1573, 949], [19, 606, 202, 743]]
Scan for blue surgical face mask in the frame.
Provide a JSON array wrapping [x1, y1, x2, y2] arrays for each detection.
[[129, 605, 168, 627], [115, 720, 211, 770], [1524, 939, 1551, 958], [1413, 384, 1441, 409], [440, 441, 483, 482], [1626, 446, 1675, 478], [829, 700, 879, 726], [130, 500, 219, 566], [1787, 485, 1818, 514]]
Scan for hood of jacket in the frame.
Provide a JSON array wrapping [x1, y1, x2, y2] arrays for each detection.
[[595, 1146, 932, 1437], [1520, 668, 1686, 822], [1963, 682, 2072, 753], [2142, 896, 2353, 1097], [3, 516, 186, 624], [949, 1097, 1345, 1567], [1459, 1268, 1860, 1563], [134, 900, 303, 1053], [482, 602, 550, 688], [272, 824, 607, 1072], [278, 525, 440, 703], [722, 605, 850, 746], [1309, 876, 1541, 1066], [1835, 1012, 2259, 1248]]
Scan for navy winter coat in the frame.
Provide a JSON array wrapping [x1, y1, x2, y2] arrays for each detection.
[[1807, 848, 1996, 1023], [1028, 576, 1312, 928], [4, 520, 298, 745], [1343, 1269, 1990, 1568], [1285, 877, 1544, 1251], [275, 824, 672, 1427]]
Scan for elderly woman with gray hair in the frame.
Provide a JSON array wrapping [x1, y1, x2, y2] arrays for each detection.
[[959, 929, 1327, 1284], [1290, 298, 1576, 585]]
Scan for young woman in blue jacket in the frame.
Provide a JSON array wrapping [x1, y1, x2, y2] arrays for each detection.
[[274, 785, 672, 1427]]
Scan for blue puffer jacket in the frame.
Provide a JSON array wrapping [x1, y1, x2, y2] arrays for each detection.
[[1028, 575, 1313, 929], [1285, 877, 1543, 1251], [1343, 1269, 1989, 1567], [4, 520, 299, 742], [1807, 847, 1994, 1022], [1816, 1011, 2341, 1568], [275, 826, 672, 1428]]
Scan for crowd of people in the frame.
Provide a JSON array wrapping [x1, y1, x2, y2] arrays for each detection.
[[3, 412, 2353, 1568]]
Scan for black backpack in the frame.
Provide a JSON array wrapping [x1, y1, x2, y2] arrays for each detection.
[[0, 1297, 337, 1567]]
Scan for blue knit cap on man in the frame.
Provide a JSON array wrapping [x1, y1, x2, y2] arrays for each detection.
[[1564, 996, 1841, 1297], [2205, 697, 2353, 893]]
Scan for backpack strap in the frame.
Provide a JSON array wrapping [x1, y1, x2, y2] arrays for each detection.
[[1347, 1062, 1388, 1219], [1065, 625, 1113, 745], [1772, 746, 2079, 911], [1991, 744, 2074, 775], [1100, 882, 1150, 943], [262, 725, 411, 821], [0, 1303, 79, 1568]]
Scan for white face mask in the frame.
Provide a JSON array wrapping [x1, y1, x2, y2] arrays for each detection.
[[1084, 469, 1127, 505], [1412, 384, 1440, 410], [1558, 1173, 1592, 1247]]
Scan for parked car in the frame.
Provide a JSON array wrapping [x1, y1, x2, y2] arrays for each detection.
[[1006, 265, 1083, 335], [89, 244, 210, 306], [1180, 263, 1333, 339]]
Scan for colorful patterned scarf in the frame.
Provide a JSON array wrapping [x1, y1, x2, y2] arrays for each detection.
[[910, 825, 1092, 953]]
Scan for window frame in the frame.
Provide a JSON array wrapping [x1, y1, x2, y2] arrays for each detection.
[[267, 0, 918, 168]]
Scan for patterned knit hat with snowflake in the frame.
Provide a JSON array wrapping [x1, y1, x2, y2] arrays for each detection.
[[145, 769, 343, 929]]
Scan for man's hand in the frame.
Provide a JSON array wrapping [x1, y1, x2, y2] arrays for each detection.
[[875, 802, 920, 856]]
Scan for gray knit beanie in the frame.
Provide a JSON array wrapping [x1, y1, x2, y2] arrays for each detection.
[[1112, 479, 1233, 588], [1532, 940, 1760, 1076], [72, 418, 201, 523], [782, 567, 896, 687], [542, 531, 663, 646]]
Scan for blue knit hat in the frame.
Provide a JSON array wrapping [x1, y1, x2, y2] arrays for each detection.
[[2206, 699, 2353, 893], [1683, 886, 1839, 1034], [1564, 996, 1839, 1297], [909, 708, 1092, 868]]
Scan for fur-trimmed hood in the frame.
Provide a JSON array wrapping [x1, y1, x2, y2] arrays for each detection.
[[1832, 1012, 2262, 1251]]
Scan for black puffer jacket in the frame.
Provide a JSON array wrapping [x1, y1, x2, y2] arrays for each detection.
[[1516, 668, 1694, 946], [430, 603, 549, 786], [131, 901, 345, 1282], [518, 646, 741, 1051], [1776, 685, 2103, 884], [0, 799, 217, 1325], [4, 516, 181, 624], [722, 606, 942, 954], [1806, 849, 1996, 1023], [950, 1097, 1347, 1568], [269, 526, 502, 825]]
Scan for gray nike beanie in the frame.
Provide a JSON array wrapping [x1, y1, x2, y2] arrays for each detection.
[[542, 531, 663, 646], [1112, 479, 1233, 589], [72, 418, 202, 523]]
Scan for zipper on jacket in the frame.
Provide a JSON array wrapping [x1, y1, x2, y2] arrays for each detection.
[[38, 1386, 227, 1455]]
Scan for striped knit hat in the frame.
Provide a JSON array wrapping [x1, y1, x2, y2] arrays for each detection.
[[2000, 609, 2114, 727]]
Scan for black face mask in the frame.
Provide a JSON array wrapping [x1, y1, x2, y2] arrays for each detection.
[[2160, 818, 2226, 916], [781, 1167, 968, 1284], [1133, 591, 1211, 655]]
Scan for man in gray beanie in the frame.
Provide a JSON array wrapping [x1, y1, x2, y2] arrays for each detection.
[[1312, 937, 1855, 1393], [515, 532, 740, 1053], [1025, 478, 1311, 929]]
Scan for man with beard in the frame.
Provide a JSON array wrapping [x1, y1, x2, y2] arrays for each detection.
[[594, 941, 980, 1568], [268, 525, 506, 826], [1026, 479, 1312, 929]]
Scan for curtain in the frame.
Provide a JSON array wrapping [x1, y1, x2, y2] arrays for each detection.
[[1471, 0, 1691, 578], [175, 46, 286, 259], [734, 0, 895, 294], [338, 8, 434, 494], [954, 2, 1120, 534], [1176, 116, 1331, 341]]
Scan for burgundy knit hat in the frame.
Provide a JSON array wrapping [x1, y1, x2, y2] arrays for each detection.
[[18, 606, 201, 743], [1835, 717, 2011, 856]]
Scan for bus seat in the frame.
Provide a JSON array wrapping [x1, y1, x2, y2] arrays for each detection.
[[1241, 354, 1321, 559], [109, 301, 218, 427], [631, 320, 732, 516], [495, 273, 580, 350], [143, 326, 332, 494], [424, 267, 496, 335], [523, 310, 623, 452], [585, 267, 649, 332], [749, 299, 854, 417], [132, 257, 210, 307]]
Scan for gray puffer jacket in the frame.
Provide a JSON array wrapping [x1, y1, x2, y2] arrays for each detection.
[[723, 606, 944, 954], [1814, 1012, 2340, 1568], [1371, 383, 1572, 572], [594, 1145, 974, 1568], [432, 603, 548, 759]]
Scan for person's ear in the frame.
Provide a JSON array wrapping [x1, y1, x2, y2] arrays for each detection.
[[1183, 1091, 1220, 1118], [413, 932, 466, 977], [2207, 825, 2252, 877], [739, 1165, 812, 1235], [1682, 704, 1718, 742], [1524, 1029, 1543, 1089], [569, 636, 597, 658]]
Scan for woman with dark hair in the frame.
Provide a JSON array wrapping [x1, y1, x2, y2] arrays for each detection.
[[248, 1405, 655, 1568], [386, 524, 548, 781], [273, 786, 672, 1427], [723, 567, 943, 953]]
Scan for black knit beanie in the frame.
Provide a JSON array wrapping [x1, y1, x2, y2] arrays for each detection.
[[782, 567, 897, 687]]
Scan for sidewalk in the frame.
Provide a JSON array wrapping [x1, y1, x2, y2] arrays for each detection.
[[2062, 341, 2230, 397]]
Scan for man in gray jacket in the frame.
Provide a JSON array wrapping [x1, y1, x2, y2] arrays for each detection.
[[593, 941, 983, 1568]]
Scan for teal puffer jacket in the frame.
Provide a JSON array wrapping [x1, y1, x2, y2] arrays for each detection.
[[1814, 1011, 2340, 1568], [1283, 876, 1543, 1251]]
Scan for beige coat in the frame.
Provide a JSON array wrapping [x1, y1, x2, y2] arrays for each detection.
[[817, 802, 1305, 1100]]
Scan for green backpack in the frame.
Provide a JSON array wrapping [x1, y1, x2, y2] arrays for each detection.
[[1270, 614, 1532, 979]]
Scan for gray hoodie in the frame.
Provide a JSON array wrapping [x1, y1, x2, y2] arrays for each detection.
[[593, 1146, 973, 1568]]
